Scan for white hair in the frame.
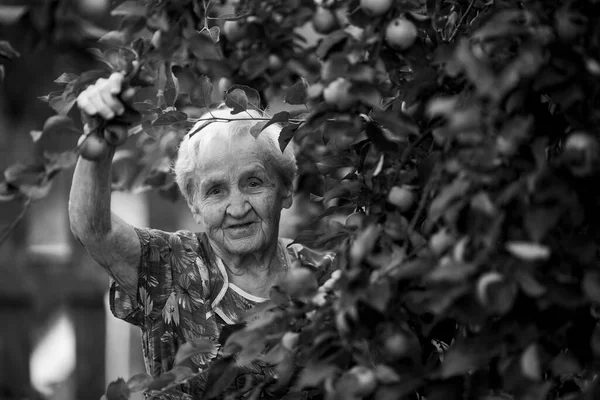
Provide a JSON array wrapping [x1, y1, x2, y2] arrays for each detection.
[[173, 105, 298, 205]]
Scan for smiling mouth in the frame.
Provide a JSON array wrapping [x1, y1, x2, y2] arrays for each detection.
[[227, 222, 255, 229]]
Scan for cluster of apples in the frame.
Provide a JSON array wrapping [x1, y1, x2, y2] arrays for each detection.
[[313, 0, 418, 50], [77, 121, 130, 161], [314, 0, 418, 110]]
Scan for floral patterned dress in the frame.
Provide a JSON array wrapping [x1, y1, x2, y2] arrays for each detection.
[[109, 227, 334, 399]]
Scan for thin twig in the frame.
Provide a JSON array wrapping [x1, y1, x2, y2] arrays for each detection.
[[398, 130, 432, 172], [448, 0, 476, 42], [407, 164, 442, 241], [187, 116, 306, 124], [0, 197, 32, 247]]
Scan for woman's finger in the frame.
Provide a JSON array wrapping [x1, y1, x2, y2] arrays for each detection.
[[121, 87, 136, 103], [99, 88, 125, 116], [106, 72, 125, 95], [87, 87, 116, 120], [76, 93, 98, 116]]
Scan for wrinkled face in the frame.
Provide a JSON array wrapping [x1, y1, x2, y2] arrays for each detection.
[[191, 132, 292, 257]]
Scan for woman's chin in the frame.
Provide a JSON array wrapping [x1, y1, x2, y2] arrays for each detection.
[[221, 233, 270, 255]]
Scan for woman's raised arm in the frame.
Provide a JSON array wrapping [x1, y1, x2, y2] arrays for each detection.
[[68, 72, 140, 298]]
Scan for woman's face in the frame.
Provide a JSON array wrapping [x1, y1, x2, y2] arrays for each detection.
[[191, 132, 292, 257]]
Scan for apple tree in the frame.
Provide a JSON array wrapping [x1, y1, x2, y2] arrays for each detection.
[[3, 0, 600, 399]]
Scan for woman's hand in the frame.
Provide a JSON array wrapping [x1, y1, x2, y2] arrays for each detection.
[[77, 72, 136, 120]]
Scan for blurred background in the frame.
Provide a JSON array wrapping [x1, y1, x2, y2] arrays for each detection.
[[0, 1, 323, 399]]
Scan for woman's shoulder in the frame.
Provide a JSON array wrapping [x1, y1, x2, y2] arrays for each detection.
[[134, 227, 216, 272]]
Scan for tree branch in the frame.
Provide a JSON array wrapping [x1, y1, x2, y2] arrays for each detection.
[[0, 197, 32, 247], [448, 0, 476, 42]]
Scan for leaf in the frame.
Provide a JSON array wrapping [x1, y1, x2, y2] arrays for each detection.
[[316, 155, 353, 175], [173, 337, 217, 366], [0, 40, 20, 59], [315, 31, 348, 59], [249, 121, 268, 138], [279, 123, 299, 152], [44, 151, 78, 171], [99, 30, 129, 46], [169, 365, 195, 381], [49, 95, 77, 116], [425, 260, 478, 283], [42, 115, 74, 137], [505, 242, 550, 261], [147, 372, 176, 392], [152, 110, 188, 126], [371, 109, 419, 137], [30, 130, 42, 143], [521, 343, 541, 381], [0, 181, 19, 202], [126, 373, 153, 392], [240, 53, 270, 80], [200, 26, 220, 43], [189, 76, 213, 107], [583, 271, 600, 305], [226, 84, 261, 110], [284, 78, 308, 105], [105, 378, 130, 400], [164, 65, 179, 107], [429, 178, 470, 221], [132, 101, 160, 113], [202, 357, 237, 399], [224, 88, 248, 114], [322, 180, 361, 204], [54, 72, 79, 84], [440, 343, 496, 379], [294, 362, 338, 389], [4, 163, 45, 186], [188, 32, 223, 62], [111, 0, 146, 17]]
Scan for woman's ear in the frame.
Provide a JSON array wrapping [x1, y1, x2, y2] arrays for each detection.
[[188, 198, 203, 224], [281, 185, 293, 209]]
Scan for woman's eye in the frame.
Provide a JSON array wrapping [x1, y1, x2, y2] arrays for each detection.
[[248, 178, 262, 188], [207, 187, 222, 196]]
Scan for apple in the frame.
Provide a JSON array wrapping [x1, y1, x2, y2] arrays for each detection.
[[78, 134, 109, 161], [223, 20, 246, 42], [281, 266, 318, 298], [383, 332, 410, 359], [555, 10, 587, 43], [345, 212, 366, 229], [476, 272, 504, 305], [429, 228, 455, 256], [360, 0, 393, 16], [563, 131, 600, 177], [217, 77, 233, 98], [347, 366, 378, 396], [476, 271, 517, 314], [400, 100, 420, 117], [323, 78, 356, 110], [383, 213, 409, 241], [77, 0, 110, 17], [387, 185, 416, 211], [385, 17, 418, 50], [281, 332, 299, 351], [268, 54, 283, 70], [103, 123, 129, 147], [312, 7, 338, 34]]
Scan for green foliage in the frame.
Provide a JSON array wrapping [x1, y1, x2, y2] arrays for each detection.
[[3, 0, 600, 399]]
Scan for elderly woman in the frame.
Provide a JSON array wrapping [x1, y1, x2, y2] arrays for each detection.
[[69, 73, 333, 395]]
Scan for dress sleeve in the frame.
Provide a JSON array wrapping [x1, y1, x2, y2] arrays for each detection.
[[109, 227, 204, 329]]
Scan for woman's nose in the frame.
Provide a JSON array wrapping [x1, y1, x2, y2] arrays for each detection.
[[226, 191, 251, 218]]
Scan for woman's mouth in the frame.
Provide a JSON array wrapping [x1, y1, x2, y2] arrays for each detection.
[[226, 222, 256, 237]]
